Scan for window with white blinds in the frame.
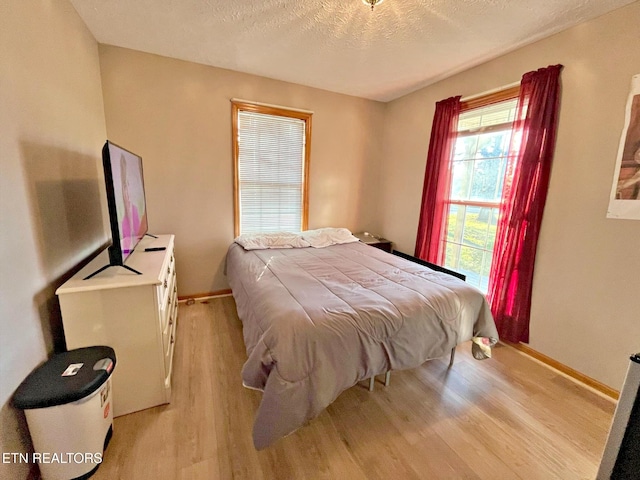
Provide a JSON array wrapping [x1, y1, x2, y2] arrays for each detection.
[[232, 101, 312, 236]]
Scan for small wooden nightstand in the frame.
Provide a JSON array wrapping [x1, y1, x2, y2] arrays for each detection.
[[353, 232, 393, 253]]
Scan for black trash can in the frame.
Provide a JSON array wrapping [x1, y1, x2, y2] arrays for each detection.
[[13, 346, 116, 480]]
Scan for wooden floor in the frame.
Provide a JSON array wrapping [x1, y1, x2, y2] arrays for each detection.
[[93, 297, 615, 480]]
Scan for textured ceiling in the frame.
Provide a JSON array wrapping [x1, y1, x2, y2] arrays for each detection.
[[70, 0, 634, 101]]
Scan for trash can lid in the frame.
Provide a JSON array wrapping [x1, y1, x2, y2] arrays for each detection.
[[13, 346, 116, 410]]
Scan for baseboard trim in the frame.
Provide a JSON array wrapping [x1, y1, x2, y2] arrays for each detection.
[[504, 341, 619, 401], [178, 289, 232, 302]]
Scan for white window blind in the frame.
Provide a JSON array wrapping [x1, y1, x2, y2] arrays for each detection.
[[235, 108, 308, 235]]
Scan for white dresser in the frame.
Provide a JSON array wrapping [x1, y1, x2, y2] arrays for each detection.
[[56, 234, 178, 417]]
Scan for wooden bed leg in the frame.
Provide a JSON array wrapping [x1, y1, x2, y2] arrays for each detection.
[[369, 376, 375, 392], [384, 371, 391, 387], [449, 347, 456, 368]]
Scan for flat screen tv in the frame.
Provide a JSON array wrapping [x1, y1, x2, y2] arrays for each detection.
[[84, 141, 150, 279]]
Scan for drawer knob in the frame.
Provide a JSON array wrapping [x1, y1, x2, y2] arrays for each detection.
[[170, 336, 175, 344], [164, 279, 168, 289]]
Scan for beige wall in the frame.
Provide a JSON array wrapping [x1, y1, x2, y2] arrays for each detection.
[[0, 1, 108, 478], [98, 45, 386, 295], [381, 2, 640, 389]]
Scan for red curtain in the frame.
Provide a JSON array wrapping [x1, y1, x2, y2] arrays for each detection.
[[415, 96, 461, 263], [487, 65, 563, 343]]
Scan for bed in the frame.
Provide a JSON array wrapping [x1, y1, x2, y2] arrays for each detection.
[[225, 233, 499, 449]]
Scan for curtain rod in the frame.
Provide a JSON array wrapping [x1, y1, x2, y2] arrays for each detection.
[[460, 81, 520, 102], [230, 98, 314, 114]]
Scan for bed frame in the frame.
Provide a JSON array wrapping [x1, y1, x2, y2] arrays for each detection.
[[368, 250, 466, 391], [392, 250, 466, 281]]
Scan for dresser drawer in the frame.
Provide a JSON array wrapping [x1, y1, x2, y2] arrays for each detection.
[[164, 336, 175, 391], [162, 298, 178, 354], [164, 308, 177, 373], [159, 270, 177, 331], [157, 250, 176, 311]]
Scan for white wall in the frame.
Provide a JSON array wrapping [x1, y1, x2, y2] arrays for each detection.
[[380, 2, 640, 390], [0, 1, 107, 478]]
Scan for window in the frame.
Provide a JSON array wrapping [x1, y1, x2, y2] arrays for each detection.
[[442, 90, 519, 292], [232, 100, 312, 236]]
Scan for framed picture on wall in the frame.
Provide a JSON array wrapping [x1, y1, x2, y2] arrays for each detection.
[[608, 74, 640, 220]]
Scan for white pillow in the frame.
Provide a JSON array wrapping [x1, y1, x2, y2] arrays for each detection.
[[234, 232, 310, 250], [301, 227, 359, 248]]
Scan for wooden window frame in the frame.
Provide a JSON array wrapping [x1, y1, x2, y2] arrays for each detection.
[[231, 100, 312, 237], [460, 85, 520, 112]]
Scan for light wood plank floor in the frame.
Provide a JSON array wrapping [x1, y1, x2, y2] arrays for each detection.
[[93, 297, 615, 480]]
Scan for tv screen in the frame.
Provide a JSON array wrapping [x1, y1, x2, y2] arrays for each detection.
[[102, 141, 148, 265]]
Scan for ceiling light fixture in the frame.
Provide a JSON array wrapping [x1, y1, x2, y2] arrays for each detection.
[[362, 0, 385, 11]]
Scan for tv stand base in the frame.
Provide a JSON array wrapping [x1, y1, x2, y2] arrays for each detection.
[[83, 264, 142, 280]]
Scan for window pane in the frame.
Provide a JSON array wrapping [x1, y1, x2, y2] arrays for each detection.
[[446, 204, 458, 241], [469, 158, 504, 202], [458, 246, 483, 285], [450, 160, 473, 200], [481, 249, 493, 278], [486, 208, 499, 251], [453, 136, 478, 161], [461, 206, 488, 249], [445, 242, 460, 269], [476, 131, 510, 159]]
